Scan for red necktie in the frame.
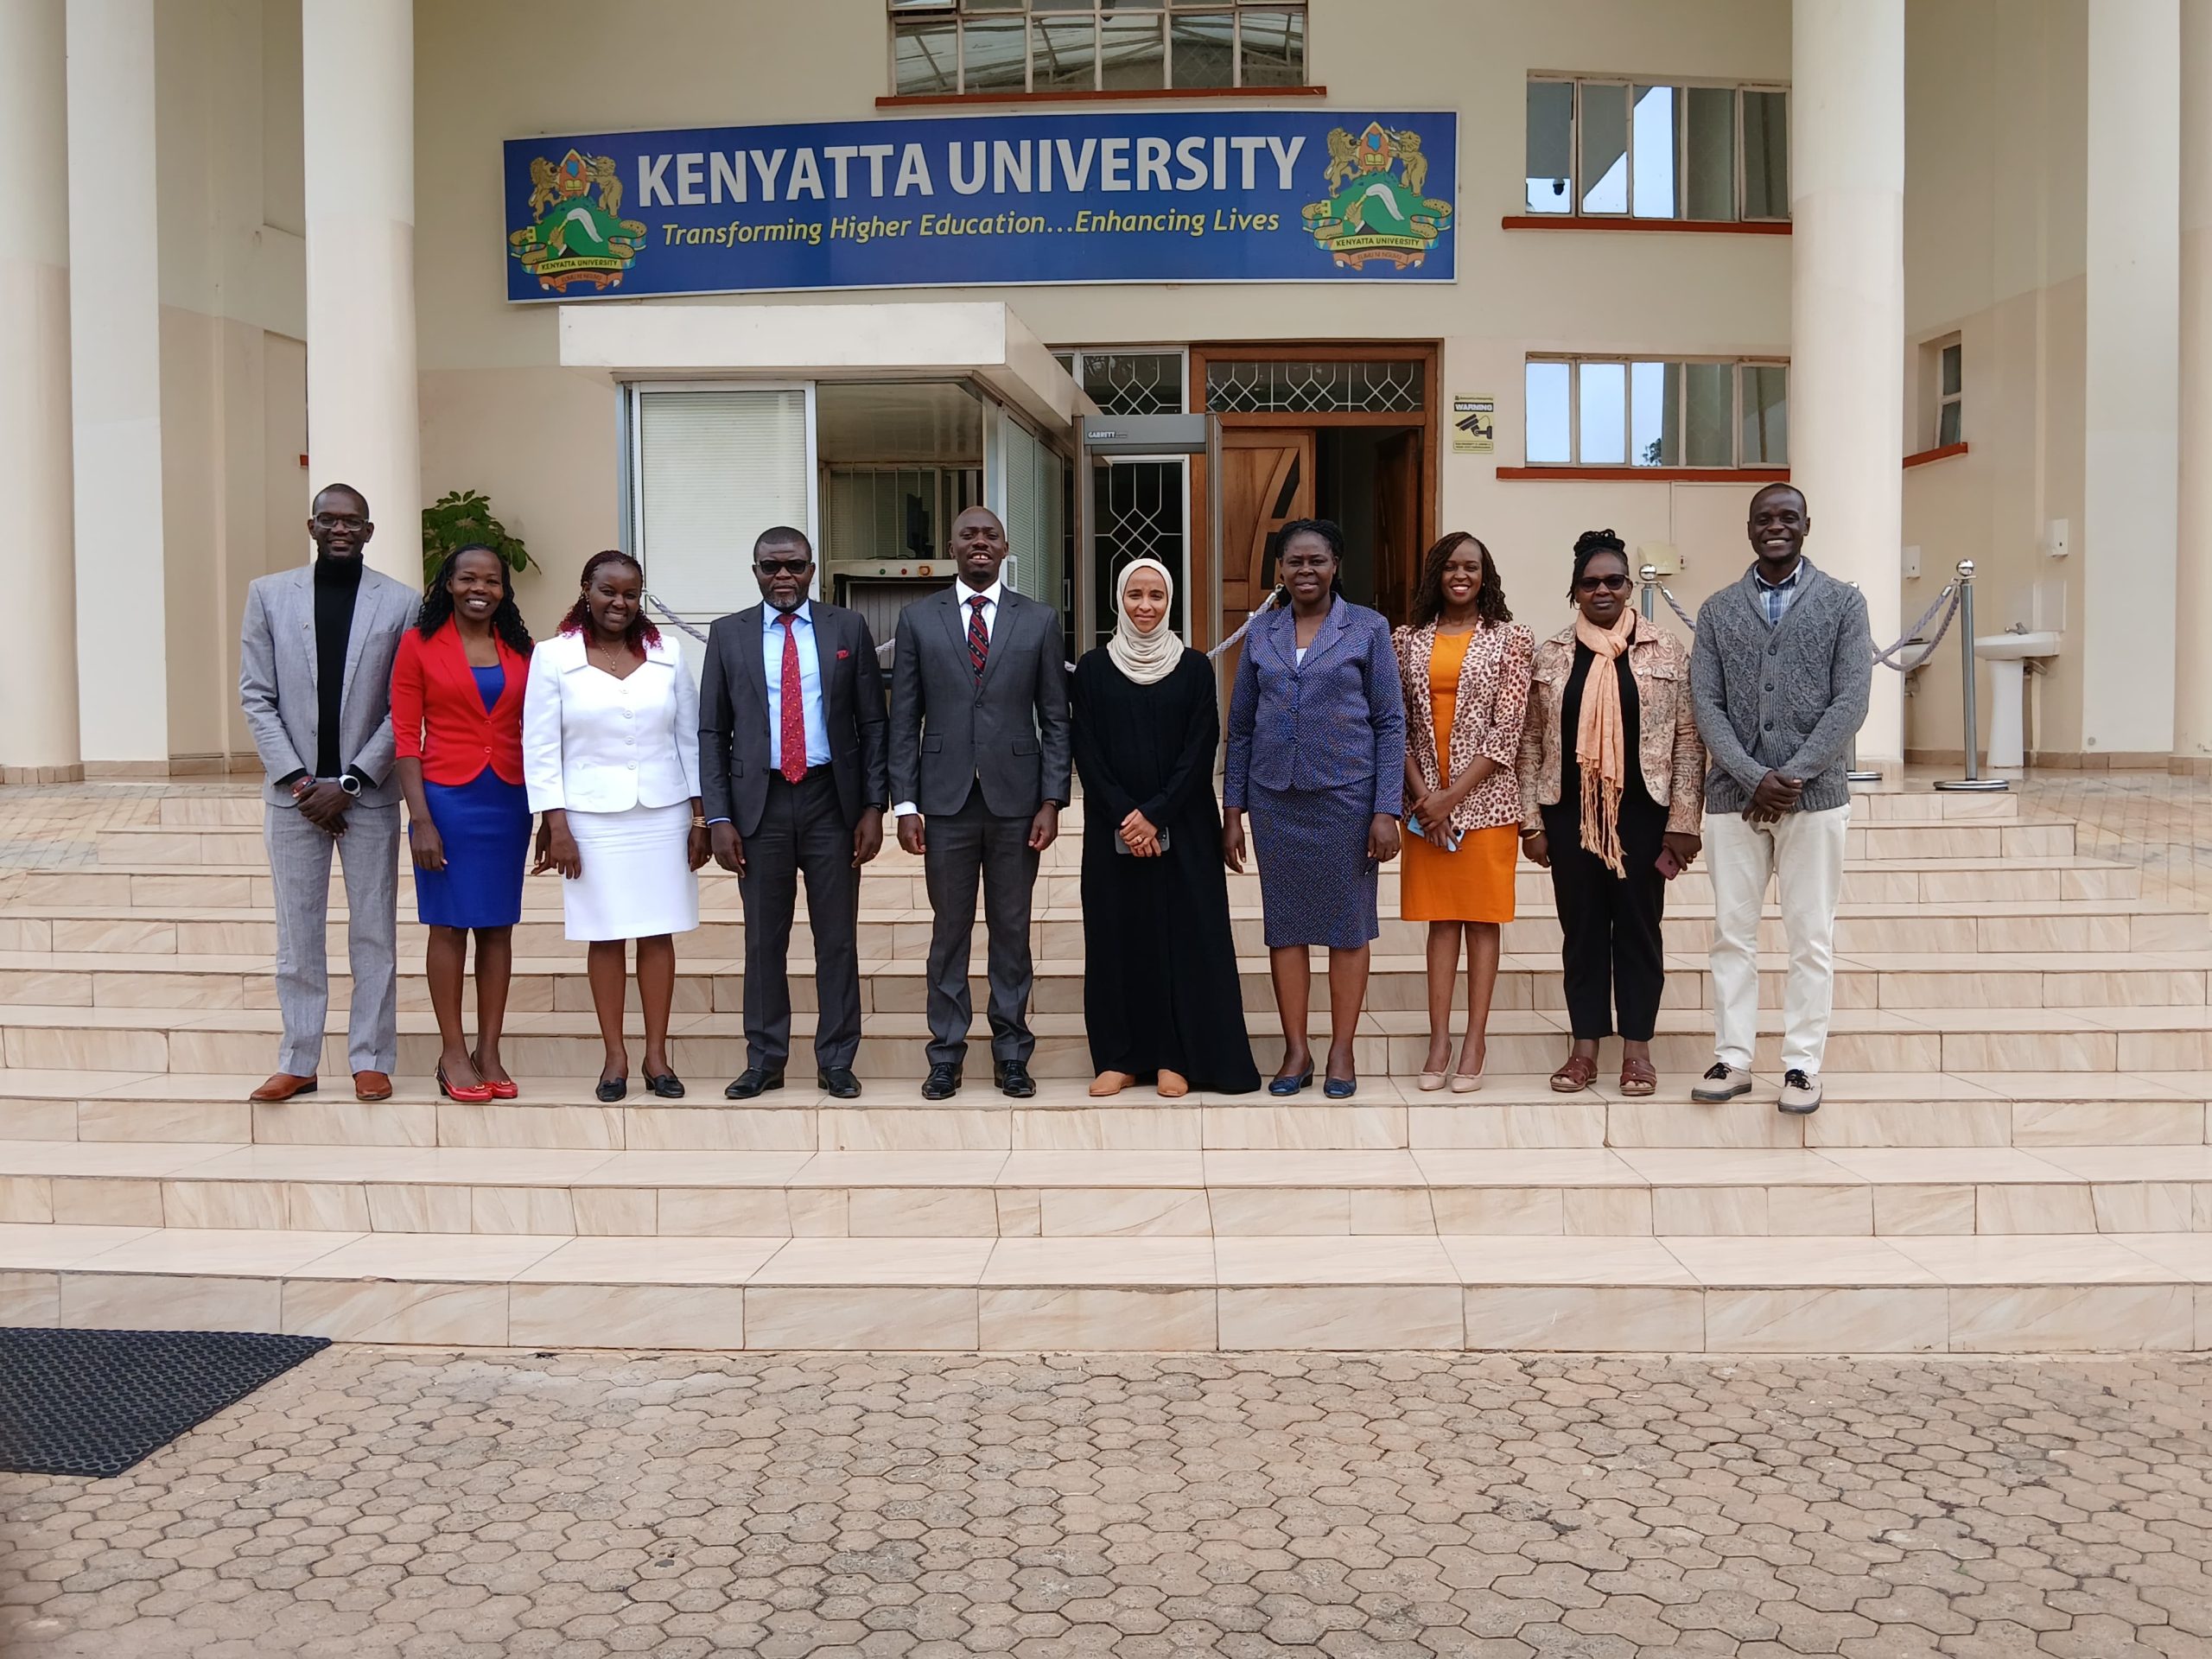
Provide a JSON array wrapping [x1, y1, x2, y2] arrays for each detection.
[[777, 613, 806, 784], [967, 594, 990, 682]]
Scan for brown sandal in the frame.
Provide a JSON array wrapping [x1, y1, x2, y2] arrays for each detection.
[[1550, 1055, 1599, 1093], [1618, 1057, 1657, 1097]]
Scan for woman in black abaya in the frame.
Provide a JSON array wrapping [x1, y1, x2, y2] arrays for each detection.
[[1074, 558, 1261, 1098]]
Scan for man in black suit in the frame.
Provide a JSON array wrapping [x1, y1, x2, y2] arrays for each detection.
[[699, 527, 888, 1100], [889, 506, 1072, 1099]]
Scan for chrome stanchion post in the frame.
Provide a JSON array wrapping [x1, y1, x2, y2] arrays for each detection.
[[1845, 579, 1881, 784], [1639, 563, 1657, 625], [1934, 559, 2007, 792]]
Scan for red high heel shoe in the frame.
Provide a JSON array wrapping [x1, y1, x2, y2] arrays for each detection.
[[436, 1065, 497, 1104], [472, 1052, 519, 1101]]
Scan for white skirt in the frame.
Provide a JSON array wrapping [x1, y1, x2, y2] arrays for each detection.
[[562, 801, 699, 943]]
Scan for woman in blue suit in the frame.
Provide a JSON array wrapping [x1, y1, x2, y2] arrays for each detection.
[[1224, 519, 1407, 1098]]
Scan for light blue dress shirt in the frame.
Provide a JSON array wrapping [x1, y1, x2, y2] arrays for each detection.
[[765, 601, 832, 771]]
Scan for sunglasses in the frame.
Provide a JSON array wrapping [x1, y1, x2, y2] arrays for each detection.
[[755, 558, 810, 576], [1576, 574, 1632, 593]]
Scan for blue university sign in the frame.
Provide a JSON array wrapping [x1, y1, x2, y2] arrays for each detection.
[[503, 109, 1456, 300]]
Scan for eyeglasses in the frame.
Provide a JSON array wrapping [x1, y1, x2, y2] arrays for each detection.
[[755, 558, 810, 576], [1576, 574, 1632, 593]]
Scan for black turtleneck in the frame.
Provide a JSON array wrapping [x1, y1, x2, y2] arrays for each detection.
[[313, 556, 364, 778]]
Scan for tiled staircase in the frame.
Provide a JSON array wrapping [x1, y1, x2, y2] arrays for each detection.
[[0, 784, 2207, 1354]]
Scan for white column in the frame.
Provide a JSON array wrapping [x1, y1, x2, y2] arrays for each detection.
[[302, 0, 419, 582], [2174, 0, 2212, 760], [2082, 0, 2181, 760], [0, 0, 80, 779], [66, 0, 168, 766], [1789, 0, 1905, 770]]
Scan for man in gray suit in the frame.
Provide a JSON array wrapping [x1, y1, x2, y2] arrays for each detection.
[[238, 483, 418, 1103], [699, 526, 889, 1103], [889, 506, 1071, 1099]]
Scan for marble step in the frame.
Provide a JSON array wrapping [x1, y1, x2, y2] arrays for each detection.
[[5, 888, 2198, 966], [0, 948, 2203, 1016], [1, 1000, 2207, 1077], [4, 1136, 2209, 1241], [0, 1222, 2202, 1353], [93, 815, 2075, 867], [5, 1070, 2206, 1153]]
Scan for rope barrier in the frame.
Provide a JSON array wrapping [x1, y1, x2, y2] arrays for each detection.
[[1873, 582, 1959, 671], [1205, 588, 1281, 662], [1646, 578, 1959, 674], [643, 591, 710, 646]]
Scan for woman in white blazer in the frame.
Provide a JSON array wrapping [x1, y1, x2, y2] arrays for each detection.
[[524, 551, 709, 1102]]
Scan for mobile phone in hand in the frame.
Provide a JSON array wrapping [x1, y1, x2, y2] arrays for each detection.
[[1655, 844, 1684, 881]]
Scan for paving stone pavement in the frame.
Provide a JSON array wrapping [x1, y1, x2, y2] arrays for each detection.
[[3, 1349, 2210, 1658]]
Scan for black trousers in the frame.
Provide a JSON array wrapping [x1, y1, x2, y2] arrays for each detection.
[[1542, 795, 1668, 1043], [923, 780, 1040, 1069], [739, 767, 861, 1071]]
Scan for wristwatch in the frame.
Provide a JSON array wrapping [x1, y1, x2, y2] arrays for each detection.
[[337, 773, 363, 798]]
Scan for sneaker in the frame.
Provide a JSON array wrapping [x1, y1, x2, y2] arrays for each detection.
[[1692, 1063, 1752, 1104], [1778, 1070, 1823, 1116]]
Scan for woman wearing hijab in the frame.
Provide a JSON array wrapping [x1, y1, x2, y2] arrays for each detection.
[[1073, 558, 1261, 1098], [1518, 531, 1704, 1097]]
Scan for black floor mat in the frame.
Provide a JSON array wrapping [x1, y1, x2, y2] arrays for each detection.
[[0, 1328, 330, 1478]]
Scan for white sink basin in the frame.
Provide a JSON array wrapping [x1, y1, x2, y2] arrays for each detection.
[[1974, 630, 2061, 662]]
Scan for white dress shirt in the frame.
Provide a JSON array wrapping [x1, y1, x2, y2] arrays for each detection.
[[523, 631, 702, 814], [763, 601, 832, 772], [893, 578, 1002, 820]]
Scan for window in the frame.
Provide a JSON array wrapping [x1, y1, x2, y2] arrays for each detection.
[[891, 0, 1306, 96], [1058, 348, 1190, 646], [1934, 337, 1963, 447], [1523, 357, 1788, 468], [1524, 77, 1789, 221]]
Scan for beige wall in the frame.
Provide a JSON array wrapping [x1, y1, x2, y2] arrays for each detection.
[[1901, 0, 2090, 761], [412, 0, 1791, 639]]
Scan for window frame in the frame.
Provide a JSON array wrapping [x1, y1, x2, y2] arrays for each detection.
[[1936, 336, 1963, 448], [1523, 353, 1790, 472], [888, 0, 1307, 97], [1524, 73, 1791, 225]]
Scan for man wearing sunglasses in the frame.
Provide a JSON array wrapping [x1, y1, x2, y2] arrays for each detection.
[[1688, 484, 1872, 1117], [697, 527, 889, 1101]]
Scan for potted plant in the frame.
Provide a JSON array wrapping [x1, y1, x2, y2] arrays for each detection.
[[421, 489, 532, 587]]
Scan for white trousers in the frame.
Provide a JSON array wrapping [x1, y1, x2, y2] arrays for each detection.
[[1705, 802, 1849, 1076]]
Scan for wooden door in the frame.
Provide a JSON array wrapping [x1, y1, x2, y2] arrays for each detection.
[[1218, 428, 1315, 646], [1373, 429, 1421, 630]]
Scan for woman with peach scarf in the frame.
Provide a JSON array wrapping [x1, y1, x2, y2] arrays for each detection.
[[1517, 531, 1705, 1097]]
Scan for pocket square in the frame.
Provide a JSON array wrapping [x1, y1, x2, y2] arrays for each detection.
[[836, 648, 850, 659]]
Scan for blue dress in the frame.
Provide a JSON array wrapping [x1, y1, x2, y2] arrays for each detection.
[[411, 664, 531, 930]]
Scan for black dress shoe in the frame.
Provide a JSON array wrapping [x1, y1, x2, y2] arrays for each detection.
[[817, 1066, 861, 1099], [594, 1077, 627, 1103], [644, 1071, 685, 1099], [723, 1068, 785, 1100], [921, 1063, 963, 1100], [994, 1060, 1037, 1098]]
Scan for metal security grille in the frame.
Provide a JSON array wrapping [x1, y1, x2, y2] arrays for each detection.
[[1205, 358, 1425, 414], [1092, 460, 1188, 648], [1080, 352, 1185, 416]]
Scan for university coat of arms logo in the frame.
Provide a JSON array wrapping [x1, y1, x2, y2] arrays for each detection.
[[508, 149, 648, 293], [1302, 123, 1452, 271]]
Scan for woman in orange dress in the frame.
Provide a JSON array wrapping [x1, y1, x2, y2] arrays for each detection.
[[1394, 533, 1534, 1092]]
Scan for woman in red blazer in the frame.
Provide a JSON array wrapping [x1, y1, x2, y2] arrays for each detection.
[[391, 545, 534, 1103]]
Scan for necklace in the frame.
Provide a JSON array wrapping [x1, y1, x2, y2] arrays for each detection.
[[588, 636, 632, 671]]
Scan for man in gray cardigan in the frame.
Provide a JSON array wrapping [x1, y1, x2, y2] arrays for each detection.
[[1688, 484, 1872, 1116]]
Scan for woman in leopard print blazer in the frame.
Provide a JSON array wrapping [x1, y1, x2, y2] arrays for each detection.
[[1392, 533, 1533, 1093]]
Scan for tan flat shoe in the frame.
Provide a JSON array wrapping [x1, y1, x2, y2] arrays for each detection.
[[1416, 1071, 1448, 1092], [1155, 1070, 1189, 1099], [1089, 1071, 1134, 1097], [1450, 1064, 1485, 1095]]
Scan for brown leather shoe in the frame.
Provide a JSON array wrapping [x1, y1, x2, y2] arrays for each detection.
[[249, 1072, 318, 1103], [353, 1071, 394, 1102]]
